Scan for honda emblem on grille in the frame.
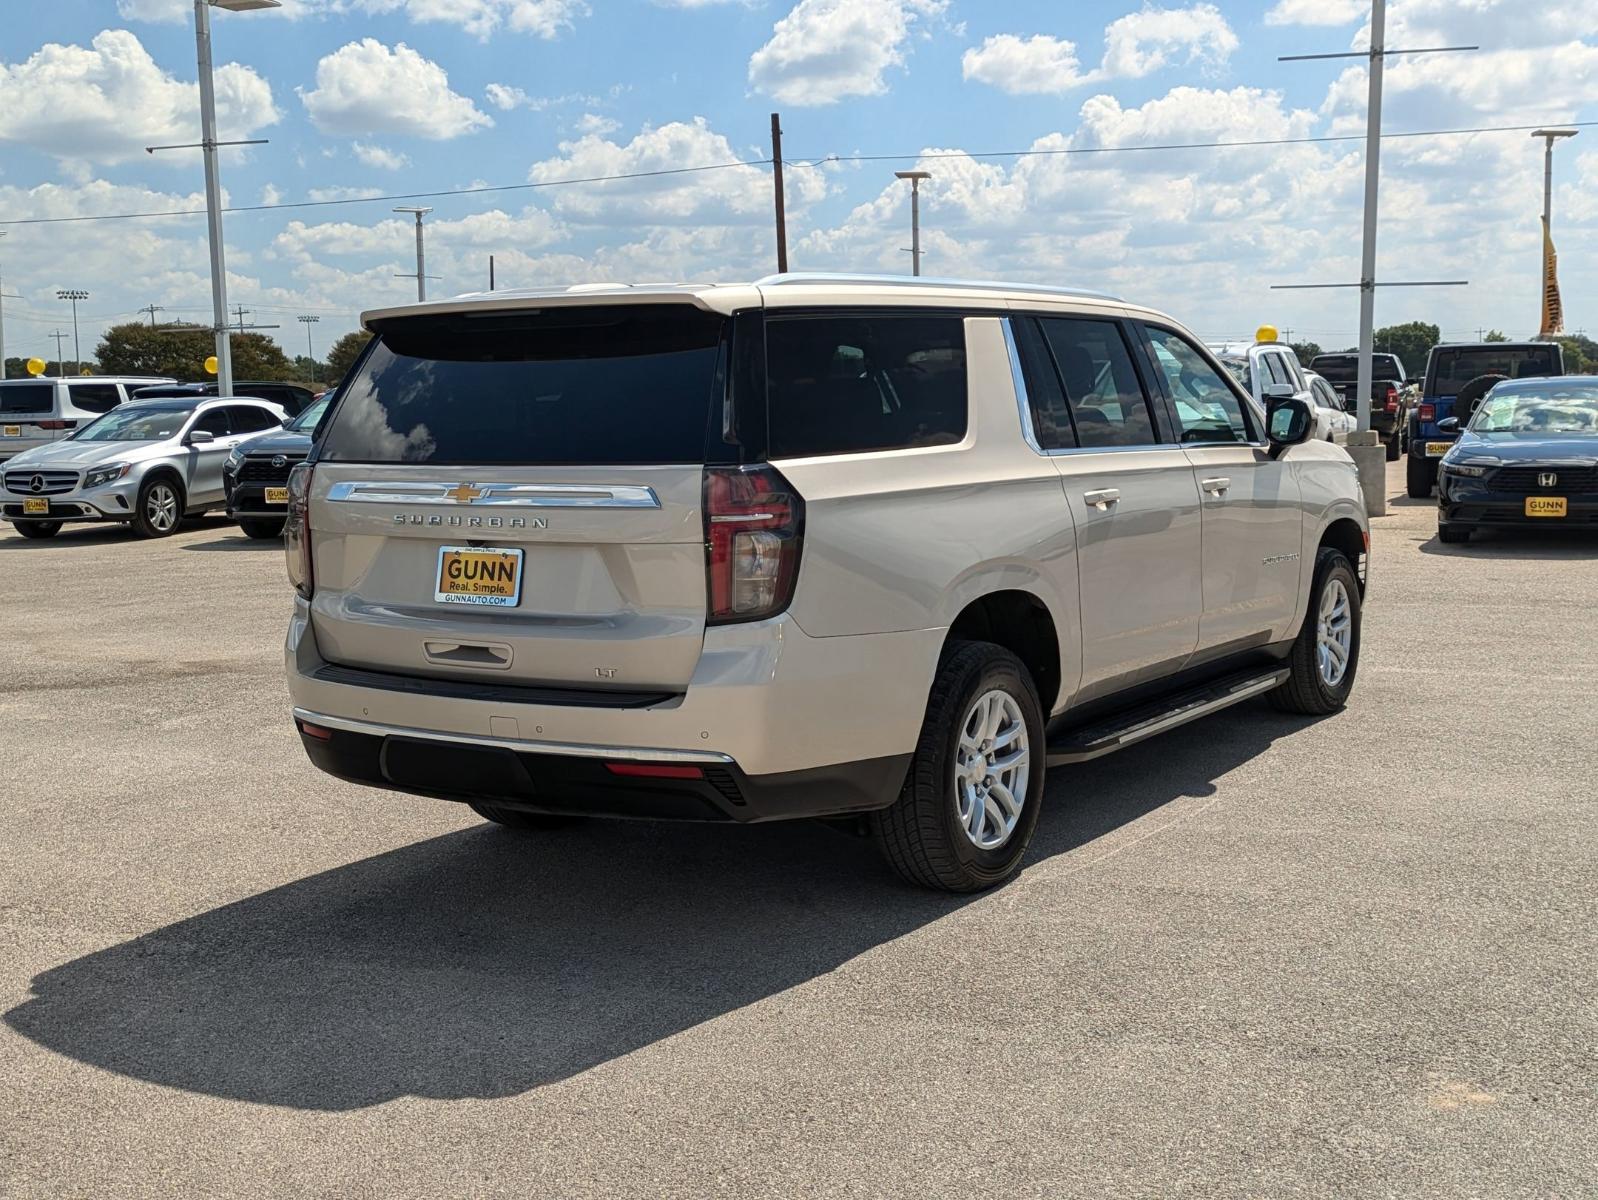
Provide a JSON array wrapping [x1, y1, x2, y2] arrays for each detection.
[[29, 475, 45, 494], [1539, 472, 1558, 488], [271, 455, 287, 468]]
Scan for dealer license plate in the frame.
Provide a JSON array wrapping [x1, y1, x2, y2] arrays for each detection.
[[1525, 497, 1567, 518], [264, 486, 290, 505], [2, 425, 20, 438], [22, 498, 49, 515], [1425, 441, 1453, 457], [435, 545, 523, 607]]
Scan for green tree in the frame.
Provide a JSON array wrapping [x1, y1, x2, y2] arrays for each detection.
[[229, 332, 294, 381], [324, 330, 373, 383], [1556, 334, 1598, 373], [291, 354, 328, 384], [1290, 341, 1323, 363], [1372, 322, 1440, 375], [95, 321, 294, 383], [1483, 329, 1508, 342]]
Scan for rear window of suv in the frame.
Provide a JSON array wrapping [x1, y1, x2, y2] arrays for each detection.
[[0, 382, 55, 414], [1311, 354, 1404, 383], [318, 305, 727, 465], [1430, 347, 1557, 394]]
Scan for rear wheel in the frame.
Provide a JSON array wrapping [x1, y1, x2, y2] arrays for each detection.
[[469, 803, 584, 831], [132, 476, 184, 538], [238, 516, 286, 539], [1406, 453, 1432, 499], [1270, 548, 1361, 716], [871, 641, 1044, 892], [1438, 523, 1471, 545], [13, 521, 62, 540]]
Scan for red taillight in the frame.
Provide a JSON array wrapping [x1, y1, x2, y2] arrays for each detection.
[[703, 465, 803, 625], [1418, 403, 1435, 422], [1384, 386, 1398, 413], [604, 763, 705, 780], [284, 462, 314, 599], [38, 419, 72, 431], [297, 721, 333, 741]]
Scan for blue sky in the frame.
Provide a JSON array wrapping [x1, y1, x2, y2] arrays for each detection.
[[2, 0, 1595, 369]]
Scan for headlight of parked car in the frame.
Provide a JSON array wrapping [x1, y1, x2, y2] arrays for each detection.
[[84, 463, 131, 488], [226, 446, 246, 472], [1444, 462, 1488, 477]]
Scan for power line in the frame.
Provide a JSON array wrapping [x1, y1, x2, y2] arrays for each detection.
[[2, 118, 1592, 229]]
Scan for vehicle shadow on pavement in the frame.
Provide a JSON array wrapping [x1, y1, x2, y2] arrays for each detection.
[[5, 710, 1304, 1112], [1416, 529, 1598, 558], [181, 536, 282, 552]]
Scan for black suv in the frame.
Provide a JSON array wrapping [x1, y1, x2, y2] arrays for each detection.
[[1310, 353, 1408, 459], [223, 393, 330, 537], [1406, 342, 1564, 498], [131, 381, 316, 416]]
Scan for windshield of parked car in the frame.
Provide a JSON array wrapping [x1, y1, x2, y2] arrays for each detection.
[[1432, 347, 1555, 393], [1470, 387, 1598, 434], [73, 405, 192, 442], [288, 395, 331, 432]]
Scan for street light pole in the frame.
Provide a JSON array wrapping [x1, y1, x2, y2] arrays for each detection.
[[394, 207, 433, 301], [0, 232, 7, 380], [1533, 129, 1576, 232], [298, 313, 319, 361], [894, 170, 931, 277], [57, 289, 88, 371]]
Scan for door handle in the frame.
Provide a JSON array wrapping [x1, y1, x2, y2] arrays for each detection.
[[1201, 477, 1231, 496], [1083, 488, 1120, 510]]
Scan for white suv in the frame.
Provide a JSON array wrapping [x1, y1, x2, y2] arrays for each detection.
[[285, 275, 1369, 891], [0, 376, 175, 461]]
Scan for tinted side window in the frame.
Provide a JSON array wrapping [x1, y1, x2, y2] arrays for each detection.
[[1010, 317, 1075, 451], [192, 408, 232, 436], [1148, 328, 1252, 445], [0, 382, 57, 414], [766, 315, 967, 458], [229, 405, 281, 433], [1039, 318, 1157, 448], [66, 383, 123, 414], [1260, 354, 1287, 386]]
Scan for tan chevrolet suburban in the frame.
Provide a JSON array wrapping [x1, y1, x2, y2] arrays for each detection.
[[284, 274, 1369, 891]]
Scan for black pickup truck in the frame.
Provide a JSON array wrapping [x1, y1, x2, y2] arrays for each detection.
[[1309, 353, 1408, 459]]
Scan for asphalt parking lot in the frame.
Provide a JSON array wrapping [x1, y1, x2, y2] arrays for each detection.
[[2, 460, 1594, 1199]]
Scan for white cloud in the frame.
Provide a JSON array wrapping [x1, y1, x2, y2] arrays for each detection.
[[0, 30, 279, 165], [1264, 0, 1365, 26], [748, 0, 947, 106], [353, 142, 411, 170], [343, 0, 587, 40], [306, 185, 386, 202], [527, 116, 828, 223], [574, 113, 620, 136], [300, 41, 492, 139], [963, 4, 1237, 95], [485, 83, 532, 110]]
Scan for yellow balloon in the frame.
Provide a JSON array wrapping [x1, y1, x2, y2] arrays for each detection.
[[1256, 324, 1280, 345], [25, 357, 46, 376], [204, 355, 219, 375]]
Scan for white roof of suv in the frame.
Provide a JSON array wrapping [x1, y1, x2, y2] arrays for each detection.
[[361, 272, 1140, 328]]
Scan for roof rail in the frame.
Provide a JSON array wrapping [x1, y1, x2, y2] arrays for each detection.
[[753, 271, 1123, 303]]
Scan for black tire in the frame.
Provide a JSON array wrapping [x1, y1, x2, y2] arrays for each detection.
[[131, 475, 185, 539], [12, 521, 62, 540], [469, 803, 584, 831], [237, 516, 286, 539], [1406, 452, 1433, 499], [1270, 548, 1361, 716], [1438, 523, 1471, 545], [1385, 432, 1401, 461], [870, 641, 1045, 893]]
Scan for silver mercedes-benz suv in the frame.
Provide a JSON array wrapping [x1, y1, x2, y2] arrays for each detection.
[[285, 274, 1369, 891]]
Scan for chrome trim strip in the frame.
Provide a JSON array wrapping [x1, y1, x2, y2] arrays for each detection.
[[325, 480, 661, 509], [1001, 317, 1047, 457], [292, 707, 736, 765]]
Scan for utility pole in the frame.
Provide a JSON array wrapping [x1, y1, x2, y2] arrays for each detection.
[[57, 289, 88, 371], [297, 313, 319, 361], [770, 113, 788, 273], [49, 330, 69, 371], [142, 303, 165, 328], [393, 206, 433, 301], [0, 232, 8, 380], [1275, 6, 1475, 432], [232, 302, 251, 331], [894, 170, 931, 276]]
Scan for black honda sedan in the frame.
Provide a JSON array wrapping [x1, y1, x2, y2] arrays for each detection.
[[1435, 376, 1598, 543]]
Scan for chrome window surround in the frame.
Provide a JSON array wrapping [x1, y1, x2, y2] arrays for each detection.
[[1001, 316, 1183, 458], [325, 481, 662, 508]]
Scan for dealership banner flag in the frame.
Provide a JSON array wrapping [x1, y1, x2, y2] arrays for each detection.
[[1541, 215, 1564, 338]]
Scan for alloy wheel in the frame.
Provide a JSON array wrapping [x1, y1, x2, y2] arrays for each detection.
[[953, 689, 1030, 851], [1316, 578, 1353, 687], [146, 483, 179, 533]]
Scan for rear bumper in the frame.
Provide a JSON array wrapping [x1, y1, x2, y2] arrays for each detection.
[[286, 597, 944, 785], [294, 714, 909, 821]]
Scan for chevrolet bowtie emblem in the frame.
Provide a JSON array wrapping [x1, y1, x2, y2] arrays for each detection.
[[445, 482, 484, 504]]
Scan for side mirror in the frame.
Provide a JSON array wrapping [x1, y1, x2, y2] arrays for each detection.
[[185, 429, 215, 445], [1263, 382, 1296, 401], [1267, 397, 1314, 457], [1436, 416, 1459, 433]]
